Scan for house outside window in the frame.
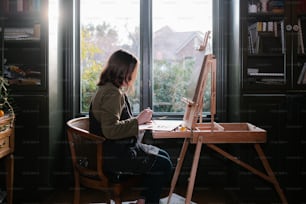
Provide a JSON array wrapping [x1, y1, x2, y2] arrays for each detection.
[[80, 0, 212, 115]]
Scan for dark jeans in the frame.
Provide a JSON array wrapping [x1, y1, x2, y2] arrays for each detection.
[[140, 149, 173, 204]]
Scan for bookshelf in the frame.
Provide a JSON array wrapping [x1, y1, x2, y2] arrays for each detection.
[[243, 1, 287, 90], [1, 0, 63, 202], [242, 0, 306, 91], [238, 1, 306, 202], [0, 0, 46, 90]]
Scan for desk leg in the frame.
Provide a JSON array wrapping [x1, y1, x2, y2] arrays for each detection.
[[5, 154, 14, 204], [185, 136, 203, 204], [167, 138, 189, 204], [254, 144, 288, 204]]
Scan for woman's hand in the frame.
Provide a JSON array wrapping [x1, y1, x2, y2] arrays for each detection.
[[136, 108, 153, 125]]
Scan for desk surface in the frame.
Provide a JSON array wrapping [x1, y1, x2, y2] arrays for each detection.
[[139, 120, 182, 131], [153, 122, 266, 144]]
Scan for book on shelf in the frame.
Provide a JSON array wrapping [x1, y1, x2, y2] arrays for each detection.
[[269, 0, 285, 13], [3, 27, 39, 41], [249, 72, 284, 77], [260, 78, 285, 84], [280, 20, 285, 54], [247, 68, 285, 84], [248, 30, 255, 54], [248, 22, 258, 54], [252, 78, 285, 85], [1, 0, 9, 13], [23, 0, 41, 12], [274, 22, 278, 37], [298, 18, 305, 54], [248, 20, 285, 54], [1, 0, 40, 13], [268, 21, 274, 32], [17, 0, 23, 12], [297, 63, 306, 84]]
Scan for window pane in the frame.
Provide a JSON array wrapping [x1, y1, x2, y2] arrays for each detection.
[[152, 0, 212, 113], [80, 0, 140, 113]]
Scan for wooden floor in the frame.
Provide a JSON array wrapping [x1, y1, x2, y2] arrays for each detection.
[[40, 184, 283, 204], [42, 187, 230, 204]]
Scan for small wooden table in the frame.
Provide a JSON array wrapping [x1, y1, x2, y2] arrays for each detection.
[[153, 122, 288, 204], [0, 115, 15, 204]]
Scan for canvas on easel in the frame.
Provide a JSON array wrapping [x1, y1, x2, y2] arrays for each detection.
[[181, 30, 217, 130], [182, 53, 216, 130]]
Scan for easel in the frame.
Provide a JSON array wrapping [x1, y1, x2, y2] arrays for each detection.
[[152, 32, 287, 204]]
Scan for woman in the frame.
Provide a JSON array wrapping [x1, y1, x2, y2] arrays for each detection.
[[89, 49, 173, 204]]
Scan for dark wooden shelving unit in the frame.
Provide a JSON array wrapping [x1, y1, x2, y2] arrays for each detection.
[[1, 0, 63, 202]]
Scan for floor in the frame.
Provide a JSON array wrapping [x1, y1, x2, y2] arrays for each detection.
[[42, 187, 230, 204], [40, 184, 283, 204]]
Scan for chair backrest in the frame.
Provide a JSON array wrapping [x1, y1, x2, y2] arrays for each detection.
[[67, 117, 141, 203], [67, 117, 109, 185]]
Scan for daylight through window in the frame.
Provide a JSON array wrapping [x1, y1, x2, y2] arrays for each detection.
[[80, 0, 212, 114]]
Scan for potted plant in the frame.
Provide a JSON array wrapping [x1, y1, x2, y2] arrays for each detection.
[[0, 76, 14, 128]]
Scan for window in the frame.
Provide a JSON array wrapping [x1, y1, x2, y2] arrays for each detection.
[[80, 0, 140, 112], [79, 0, 213, 115], [152, 1, 212, 114]]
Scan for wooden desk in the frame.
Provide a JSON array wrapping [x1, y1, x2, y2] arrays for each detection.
[[153, 122, 288, 204], [0, 116, 15, 204]]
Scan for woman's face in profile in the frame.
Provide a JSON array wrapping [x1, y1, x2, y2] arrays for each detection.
[[131, 63, 139, 83]]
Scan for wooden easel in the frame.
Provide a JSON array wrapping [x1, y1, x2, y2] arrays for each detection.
[[152, 32, 287, 204]]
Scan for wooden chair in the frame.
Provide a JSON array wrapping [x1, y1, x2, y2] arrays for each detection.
[[66, 116, 140, 204]]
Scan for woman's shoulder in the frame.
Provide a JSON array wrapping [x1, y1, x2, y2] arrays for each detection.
[[98, 83, 120, 93], [96, 83, 123, 99]]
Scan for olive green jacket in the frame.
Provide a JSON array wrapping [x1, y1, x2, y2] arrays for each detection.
[[91, 82, 138, 140]]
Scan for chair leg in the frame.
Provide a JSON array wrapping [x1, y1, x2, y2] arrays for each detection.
[[5, 154, 14, 204], [74, 172, 81, 204], [112, 184, 122, 204]]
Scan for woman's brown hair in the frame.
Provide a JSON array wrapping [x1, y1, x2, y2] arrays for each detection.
[[97, 49, 139, 88]]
